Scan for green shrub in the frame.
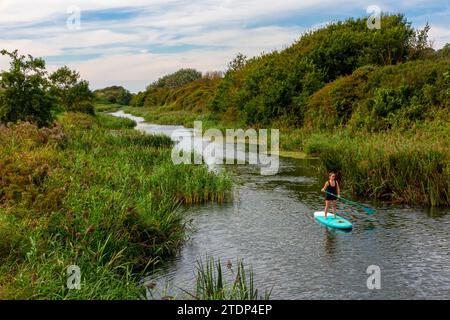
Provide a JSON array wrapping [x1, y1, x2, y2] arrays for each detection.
[[0, 50, 56, 127], [209, 14, 416, 126], [94, 86, 132, 105]]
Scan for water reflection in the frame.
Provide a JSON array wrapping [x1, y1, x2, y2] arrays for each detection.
[[324, 229, 337, 257], [111, 111, 450, 300]]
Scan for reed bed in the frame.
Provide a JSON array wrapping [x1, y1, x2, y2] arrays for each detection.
[[189, 256, 271, 300], [305, 130, 450, 206], [0, 112, 233, 299]]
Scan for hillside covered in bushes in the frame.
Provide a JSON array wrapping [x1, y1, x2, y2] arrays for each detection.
[[131, 15, 448, 127], [93, 86, 133, 106], [124, 14, 450, 207]]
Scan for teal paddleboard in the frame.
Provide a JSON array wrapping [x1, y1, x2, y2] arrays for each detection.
[[314, 211, 353, 230]]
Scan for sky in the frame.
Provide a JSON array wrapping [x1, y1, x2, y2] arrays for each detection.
[[1, 0, 449, 93]]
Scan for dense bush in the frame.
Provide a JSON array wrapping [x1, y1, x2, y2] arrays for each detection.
[[0, 50, 56, 127], [304, 58, 450, 131], [129, 91, 146, 107], [0, 113, 232, 298], [152, 68, 202, 89], [131, 73, 221, 115], [155, 76, 221, 112], [0, 122, 66, 208], [359, 60, 450, 131], [94, 86, 132, 105], [208, 14, 418, 126], [49, 66, 95, 114]]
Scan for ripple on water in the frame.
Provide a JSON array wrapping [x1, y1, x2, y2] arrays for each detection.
[[110, 112, 450, 300]]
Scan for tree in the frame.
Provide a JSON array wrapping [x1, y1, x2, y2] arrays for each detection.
[[227, 53, 247, 73], [49, 66, 94, 114], [130, 91, 146, 107], [116, 89, 132, 105], [152, 68, 202, 89], [93, 86, 132, 105], [408, 22, 434, 60], [0, 50, 56, 127], [435, 43, 450, 59]]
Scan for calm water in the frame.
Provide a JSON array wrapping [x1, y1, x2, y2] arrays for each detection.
[[112, 111, 450, 300]]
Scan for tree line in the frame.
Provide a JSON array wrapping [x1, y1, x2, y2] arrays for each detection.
[[0, 50, 94, 127]]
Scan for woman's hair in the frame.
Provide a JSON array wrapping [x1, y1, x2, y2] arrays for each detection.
[[329, 171, 336, 177]]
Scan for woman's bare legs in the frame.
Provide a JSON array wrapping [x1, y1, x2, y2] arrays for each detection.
[[332, 201, 337, 219], [324, 200, 330, 219]]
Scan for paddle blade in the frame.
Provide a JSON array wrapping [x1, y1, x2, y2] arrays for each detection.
[[363, 207, 376, 215]]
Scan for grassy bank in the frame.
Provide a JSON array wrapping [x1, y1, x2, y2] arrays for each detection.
[[116, 104, 449, 207], [95, 103, 125, 113], [121, 105, 233, 130], [0, 112, 233, 299], [304, 129, 449, 207], [116, 15, 449, 207]]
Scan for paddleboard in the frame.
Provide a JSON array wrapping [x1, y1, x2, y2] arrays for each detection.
[[314, 211, 353, 230]]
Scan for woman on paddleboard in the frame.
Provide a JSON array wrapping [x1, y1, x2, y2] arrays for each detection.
[[321, 172, 340, 219]]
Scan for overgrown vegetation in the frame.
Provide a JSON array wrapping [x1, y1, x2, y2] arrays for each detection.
[[0, 50, 56, 127], [305, 58, 450, 132], [0, 50, 95, 127], [0, 113, 232, 299], [190, 257, 271, 300], [304, 130, 449, 207], [119, 14, 449, 206], [210, 14, 423, 126], [130, 69, 217, 110], [94, 86, 132, 106], [49, 66, 95, 115]]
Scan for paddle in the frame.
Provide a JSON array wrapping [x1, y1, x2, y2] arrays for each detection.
[[324, 190, 376, 215]]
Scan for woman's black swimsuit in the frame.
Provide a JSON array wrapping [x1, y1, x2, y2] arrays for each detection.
[[325, 181, 338, 201]]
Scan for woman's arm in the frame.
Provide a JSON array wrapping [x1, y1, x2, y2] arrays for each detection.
[[336, 181, 341, 197], [321, 181, 329, 192]]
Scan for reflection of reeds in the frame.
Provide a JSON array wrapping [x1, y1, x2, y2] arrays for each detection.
[[191, 256, 271, 300]]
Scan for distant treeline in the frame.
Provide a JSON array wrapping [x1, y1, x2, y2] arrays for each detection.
[[0, 50, 95, 127], [123, 14, 450, 207], [93, 86, 133, 105]]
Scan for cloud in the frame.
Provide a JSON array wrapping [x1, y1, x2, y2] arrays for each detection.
[[68, 25, 303, 92], [0, 0, 449, 91], [429, 25, 450, 49]]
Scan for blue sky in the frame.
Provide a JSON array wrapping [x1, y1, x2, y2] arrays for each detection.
[[1, 0, 449, 92]]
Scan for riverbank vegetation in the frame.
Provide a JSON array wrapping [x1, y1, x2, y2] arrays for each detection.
[[120, 14, 449, 206], [0, 113, 232, 298], [0, 49, 238, 298], [191, 257, 271, 300], [94, 86, 133, 106]]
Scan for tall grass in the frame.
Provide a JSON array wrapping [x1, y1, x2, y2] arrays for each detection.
[[0, 112, 233, 299], [149, 164, 232, 204], [305, 130, 449, 206], [122, 105, 217, 128], [190, 256, 271, 300], [95, 113, 136, 129], [94, 103, 125, 113]]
